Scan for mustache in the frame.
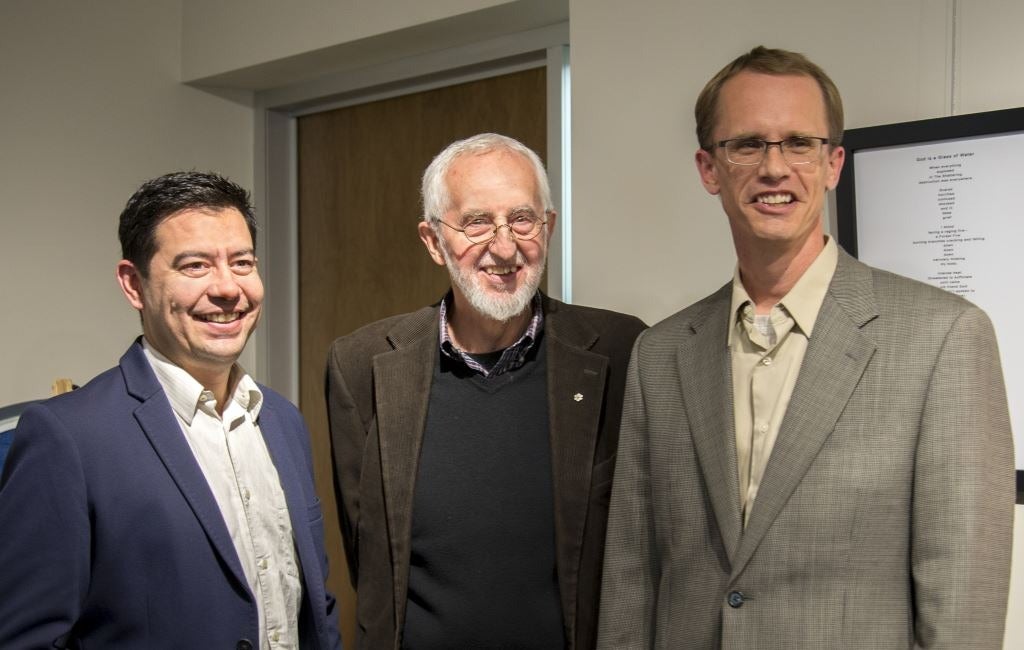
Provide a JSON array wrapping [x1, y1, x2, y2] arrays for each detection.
[[476, 250, 529, 268]]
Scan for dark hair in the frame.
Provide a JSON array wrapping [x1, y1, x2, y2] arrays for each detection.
[[118, 171, 257, 276], [695, 45, 844, 151]]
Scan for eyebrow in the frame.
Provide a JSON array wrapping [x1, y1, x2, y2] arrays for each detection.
[[171, 249, 255, 266], [724, 131, 817, 140], [459, 206, 538, 219]]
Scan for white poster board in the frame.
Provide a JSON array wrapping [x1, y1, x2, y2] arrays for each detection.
[[835, 109, 1023, 486]]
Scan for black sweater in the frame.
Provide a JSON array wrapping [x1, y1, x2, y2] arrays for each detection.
[[402, 341, 564, 649]]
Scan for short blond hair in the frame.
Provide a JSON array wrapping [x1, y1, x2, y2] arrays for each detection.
[[695, 46, 844, 151]]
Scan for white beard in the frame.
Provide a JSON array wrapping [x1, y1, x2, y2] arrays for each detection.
[[440, 240, 546, 323]]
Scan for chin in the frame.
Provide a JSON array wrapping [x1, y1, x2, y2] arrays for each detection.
[[466, 287, 533, 322], [447, 256, 544, 323]]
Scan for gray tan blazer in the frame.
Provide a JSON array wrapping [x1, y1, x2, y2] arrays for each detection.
[[327, 294, 645, 649], [598, 249, 1014, 649]]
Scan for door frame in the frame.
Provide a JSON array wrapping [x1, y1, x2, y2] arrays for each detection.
[[250, 22, 570, 400]]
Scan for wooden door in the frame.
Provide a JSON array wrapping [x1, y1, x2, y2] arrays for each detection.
[[297, 67, 547, 646]]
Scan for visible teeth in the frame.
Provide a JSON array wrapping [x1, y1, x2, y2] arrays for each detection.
[[198, 312, 242, 323], [758, 193, 793, 205], [484, 266, 515, 275]]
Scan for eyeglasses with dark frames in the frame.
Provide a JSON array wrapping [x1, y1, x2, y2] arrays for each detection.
[[716, 136, 830, 166]]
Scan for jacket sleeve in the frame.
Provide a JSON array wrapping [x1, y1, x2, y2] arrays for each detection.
[[325, 341, 369, 587], [278, 401, 344, 650], [0, 405, 90, 648], [911, 305, 1014, 649], [596, 332, 659, 649]]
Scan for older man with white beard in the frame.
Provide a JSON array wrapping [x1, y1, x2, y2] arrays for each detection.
[[325, 133, 646, 650]]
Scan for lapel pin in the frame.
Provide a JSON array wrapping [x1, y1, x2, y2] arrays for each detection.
[[573, 393, 583, 402]]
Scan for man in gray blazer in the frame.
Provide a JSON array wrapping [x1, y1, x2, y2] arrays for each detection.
[[598, 46, 1014, 649], [327, 133, 645, 648]]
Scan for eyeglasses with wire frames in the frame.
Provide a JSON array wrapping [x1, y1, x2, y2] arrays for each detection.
[[716, 136, 830, 166], [438, 211, 549, 245]]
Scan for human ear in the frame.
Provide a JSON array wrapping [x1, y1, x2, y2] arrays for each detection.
[[417, 221, 447, 266], [115, 260, 147, 310], [825, 145, 846, 190], [695, 148, 721, 195]]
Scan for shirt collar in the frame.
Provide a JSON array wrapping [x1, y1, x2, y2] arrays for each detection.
[[438, 291, 544, 377], [141, 339, 263, 424], [728, 235, 839, 344]]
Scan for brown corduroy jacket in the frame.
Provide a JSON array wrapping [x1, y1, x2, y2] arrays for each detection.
[[326, 294, 645, 649]]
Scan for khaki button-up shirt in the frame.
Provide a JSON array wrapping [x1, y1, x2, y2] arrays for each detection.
[[729, 237, 838, 525]]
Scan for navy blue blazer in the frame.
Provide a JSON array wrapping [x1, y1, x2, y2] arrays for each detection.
[[0, 340, 342, 650]]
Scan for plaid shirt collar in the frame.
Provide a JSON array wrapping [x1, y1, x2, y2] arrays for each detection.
[[438, 291, 544, 377]]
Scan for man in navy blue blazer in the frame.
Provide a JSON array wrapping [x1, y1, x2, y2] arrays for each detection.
[[0, 172, 342, 649]]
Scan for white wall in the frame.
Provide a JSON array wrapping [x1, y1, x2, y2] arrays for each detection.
[[0, 0, 253, 405], [1010, 510, 1024, 644], [569, 0, 1023, 646]]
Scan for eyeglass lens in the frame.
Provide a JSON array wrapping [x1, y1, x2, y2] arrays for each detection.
[[725, 137, 823, 165]]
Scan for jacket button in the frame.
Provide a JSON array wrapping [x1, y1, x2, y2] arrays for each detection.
[[727, 590, 745, 608], [236, 640, 254, 650]]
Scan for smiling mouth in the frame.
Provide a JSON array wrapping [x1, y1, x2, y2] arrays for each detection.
[[482, 265, 518, 276], [754, 192, 795, 205], [195, 311, 248, 324]]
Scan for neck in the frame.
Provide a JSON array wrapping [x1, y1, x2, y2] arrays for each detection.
[[179, 363, 238, 415], [143, 337, 239, 415], [447, 299, 532, 353], [735, 233, 825, 314]]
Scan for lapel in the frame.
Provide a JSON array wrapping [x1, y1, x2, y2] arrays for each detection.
[[371, 307, 438, 630], [258, 401, 327, 644], [543, 297, 611, 638], [679, 285, 745, 562], [732, 249, 879, 576], [120, 340, 250, 596]]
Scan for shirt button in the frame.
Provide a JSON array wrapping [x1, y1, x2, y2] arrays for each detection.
[[241, 488, 251, 503], [271, 630, 280, 642], [761, 357, 772, 366], [727, 590, 745, 608], [258, 558, 268, 570]]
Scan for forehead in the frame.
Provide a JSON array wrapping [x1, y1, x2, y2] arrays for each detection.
[[154, 207, 253, 251], [714, 71, 828, 138], [445, 150, 539, 210]]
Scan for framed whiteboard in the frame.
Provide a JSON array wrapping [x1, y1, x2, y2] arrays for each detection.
[[834, 107, 1024, 503]]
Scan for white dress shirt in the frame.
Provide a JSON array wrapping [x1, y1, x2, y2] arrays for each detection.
[[143, 341, 301, 650]]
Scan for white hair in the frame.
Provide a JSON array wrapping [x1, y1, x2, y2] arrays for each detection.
[[420, 133, 554, 224]]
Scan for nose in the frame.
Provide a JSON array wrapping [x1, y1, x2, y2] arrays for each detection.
[[486, 223, 519, 259], [207, 265, 242, 301], [758, 142, 791, 179]]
